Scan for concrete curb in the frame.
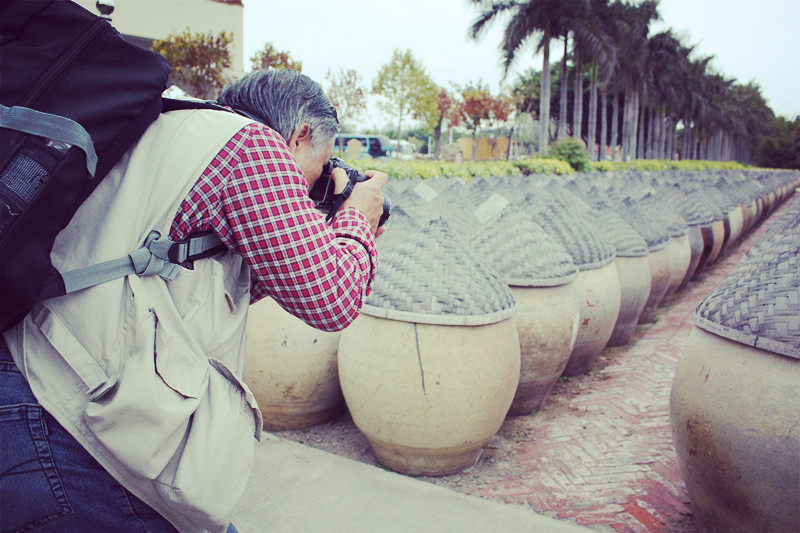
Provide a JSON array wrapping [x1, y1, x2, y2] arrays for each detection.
[[233, 435, 590, 533]]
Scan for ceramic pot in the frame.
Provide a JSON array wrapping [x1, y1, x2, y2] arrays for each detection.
[[719, 206, 744, 257], [677, 225, 705, 292], [338, 314, 520, 476], [706, 218, 727, 265], [243, 297, 344, 430], [661, 234, 692, 304], [562, 261, 622, 376], [507, 284, 580, 415], [638, 246, 672, 323], [606, 255, 651, 346], [741, 200, 758, 233], [670, 328, 800, 533]]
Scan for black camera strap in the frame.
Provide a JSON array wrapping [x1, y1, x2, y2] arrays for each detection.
[[325, 179, 356, 224]]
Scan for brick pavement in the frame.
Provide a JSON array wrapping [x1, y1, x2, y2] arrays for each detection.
[[467, 197, 795, 533]]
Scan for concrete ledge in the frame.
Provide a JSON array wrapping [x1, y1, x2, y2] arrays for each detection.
[[233, 435, 590, 533]]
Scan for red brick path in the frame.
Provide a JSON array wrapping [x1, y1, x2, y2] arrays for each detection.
[[469, 198, 794, 532]]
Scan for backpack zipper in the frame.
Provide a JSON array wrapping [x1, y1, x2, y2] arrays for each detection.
[[21, 18, 108, 108]]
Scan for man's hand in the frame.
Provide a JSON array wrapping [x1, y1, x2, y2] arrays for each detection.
[[332, 168, 388, 237]]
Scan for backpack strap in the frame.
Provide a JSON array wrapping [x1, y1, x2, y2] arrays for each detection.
[[59, 229, 225, 294], [0, 105, 98, 176]]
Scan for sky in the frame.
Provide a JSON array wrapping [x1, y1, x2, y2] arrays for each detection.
[[242, 0, 799, 130]]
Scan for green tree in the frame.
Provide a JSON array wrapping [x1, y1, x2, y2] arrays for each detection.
[[250, 42, 302, 71], [372, 49, 438, 142], [151, 29, 232, 99], [754, 116, 800, 169], [549, 137, 590, 172], [325, 68, 367, 137]]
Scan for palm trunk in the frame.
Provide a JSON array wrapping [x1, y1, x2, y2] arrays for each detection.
[[587, 62, 598, 160], [630, 88, 640, 160], [600, 85, 608, 161], [621, 87, 629, 160], [669, 118, 678, 160], [573, 51, 584, 143], [637, 103, 646, 160], [557, 36, 569, 140], [680, 118, 690, 160], [539, 28, 552, 154], [611, 91, 620, 160], [622, 84, 636, 160]]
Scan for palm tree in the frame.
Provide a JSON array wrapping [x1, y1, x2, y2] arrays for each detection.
[[469, 0, 576, 154], [557, 35, 569, 140], [572, 0, 615, 159], [642, 30, 684, 159], [596, 0, 635, 161], [615, 0, 660, 160], [730, 81, 773, 162], [677, 55, 713, 159]]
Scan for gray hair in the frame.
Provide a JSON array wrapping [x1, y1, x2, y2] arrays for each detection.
[[217, 69, 340, 153]]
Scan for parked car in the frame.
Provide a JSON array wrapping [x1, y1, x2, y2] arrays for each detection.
[[334, 134, 394, 158]]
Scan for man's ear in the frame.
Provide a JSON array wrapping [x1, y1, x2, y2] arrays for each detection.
[[288, 122, 311, 150]]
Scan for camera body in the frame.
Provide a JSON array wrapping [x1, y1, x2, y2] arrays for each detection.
[[309, 157, 391, 227]]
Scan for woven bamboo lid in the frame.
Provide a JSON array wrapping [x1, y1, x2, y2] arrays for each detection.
[[363, 217, 517, 326], [426, 184, 483, 238], [376, 204, 420, 253], [471, 206, 579, 287], [554, 184, 648, 258], [512, 190, 617, 270], [694, 197, 800, 359]]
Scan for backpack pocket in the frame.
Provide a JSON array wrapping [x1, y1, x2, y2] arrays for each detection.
[[0, 106, 96, 330]]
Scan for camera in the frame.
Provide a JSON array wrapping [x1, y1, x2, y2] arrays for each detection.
[[309, 157, 391, 227]]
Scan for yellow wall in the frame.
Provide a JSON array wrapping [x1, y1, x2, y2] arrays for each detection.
[[73, 0, 244, 76], [456, 137, 510, 161]]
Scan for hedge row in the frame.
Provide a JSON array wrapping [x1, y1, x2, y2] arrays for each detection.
[[344, 158, 574, 180], [344, 158, 749, 180]]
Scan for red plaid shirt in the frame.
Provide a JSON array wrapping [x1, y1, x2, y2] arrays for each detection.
[[169, 122, 377, 332]]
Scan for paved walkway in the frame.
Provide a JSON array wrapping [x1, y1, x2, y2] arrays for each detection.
[[234, 195, 793, 533], [462, 197, 794, 532]]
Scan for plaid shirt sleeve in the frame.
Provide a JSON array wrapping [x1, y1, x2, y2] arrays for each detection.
[[169, 122, 377, 332]]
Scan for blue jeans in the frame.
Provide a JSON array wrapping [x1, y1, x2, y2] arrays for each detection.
[[0, 345, 237, 533]]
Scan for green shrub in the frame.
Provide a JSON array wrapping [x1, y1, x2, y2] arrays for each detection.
[[590, 159, 750, 172], [548, 137, 591, 172], [512, 158, 574, 175]]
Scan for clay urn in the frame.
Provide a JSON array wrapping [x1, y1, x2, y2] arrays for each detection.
[[670, 197, 800, 532], [470, 202, 580, 415], [338, 218, 520, 476], [516, 189, 619, 377], [609, 197, 673, 324], [659, 178, 716, 292], [563, 185, 651, 347], [244, 296, 344, 430]]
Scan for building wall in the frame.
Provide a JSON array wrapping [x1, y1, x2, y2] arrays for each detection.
[[73, 0, 244, 76]]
